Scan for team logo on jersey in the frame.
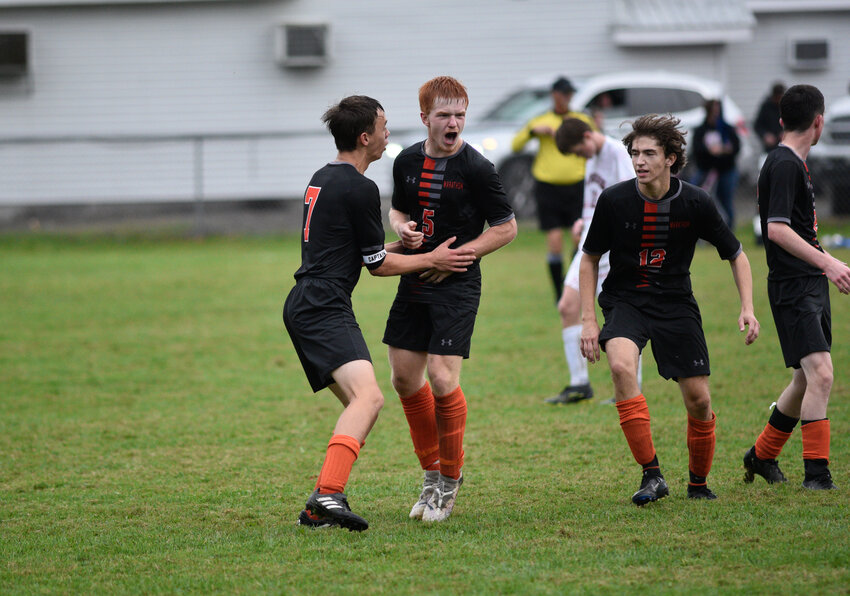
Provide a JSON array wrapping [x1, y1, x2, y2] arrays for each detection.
[[443, 180, 463, 190], [363, 249, 387, 265], [406, 176, 417, 184]]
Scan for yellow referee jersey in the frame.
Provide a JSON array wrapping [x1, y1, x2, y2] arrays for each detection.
[[511, 110, 596, 186]]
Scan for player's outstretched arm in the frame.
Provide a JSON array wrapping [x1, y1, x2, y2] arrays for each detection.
[[728, 251, 760, 345], [371, 236, 475, 278], [579, 253, 602, 363]]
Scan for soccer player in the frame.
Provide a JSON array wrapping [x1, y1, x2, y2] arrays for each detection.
[[743, 84, 850, 490], [545, 117, 641, 404], [284, 95, 476, 532], [511, 77, 596, 302], [579, 114, 760, 505], [384, 76, 517, 522]]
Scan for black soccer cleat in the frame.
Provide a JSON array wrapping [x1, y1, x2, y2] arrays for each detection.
[[743, 446, 787, 484], [687, 484, 718, 500], [297, 490, 369, 532], [802, 474, 838, 490], [544, 383, 594, 404], [631, 473, 668, 506]]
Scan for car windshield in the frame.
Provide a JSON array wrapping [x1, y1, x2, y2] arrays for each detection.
[[482, 88, 551, 123]]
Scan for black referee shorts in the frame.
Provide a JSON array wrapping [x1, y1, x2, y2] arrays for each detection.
[[283, 279, 371, 393], [534, 179, 583, 231], [598, 292, 710, 381], [768, 275, 831, 369]]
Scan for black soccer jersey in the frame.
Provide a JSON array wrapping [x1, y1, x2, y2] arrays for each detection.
[[583, 177, 741, 298], [292, 162, 387, 295], [391, 141, 515, 304], [758, 145, 824, 281]]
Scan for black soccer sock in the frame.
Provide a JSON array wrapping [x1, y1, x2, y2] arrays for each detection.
[[769, 406, 799, 433], [547, 256, 563, 302], [642, 455, 661, 478], [689, 471, 707, 486]]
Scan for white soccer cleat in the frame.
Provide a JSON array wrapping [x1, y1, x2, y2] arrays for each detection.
[[409, 469, 441, 520], [421, 472, 463, 522]]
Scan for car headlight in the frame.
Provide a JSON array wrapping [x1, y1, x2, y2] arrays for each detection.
[[481, 137, 499, 152], [385, 142, 404, 159]]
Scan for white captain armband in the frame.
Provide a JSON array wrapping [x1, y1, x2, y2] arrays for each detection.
[[363, 248, 387, 270]]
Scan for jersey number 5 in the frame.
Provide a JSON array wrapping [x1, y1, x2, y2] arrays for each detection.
[[639, 248, 666, 267], [422, 209, 435, 238], [303, 186, 321, 242]]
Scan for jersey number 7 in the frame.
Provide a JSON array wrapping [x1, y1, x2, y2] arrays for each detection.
[[303, 186, 321, 242]]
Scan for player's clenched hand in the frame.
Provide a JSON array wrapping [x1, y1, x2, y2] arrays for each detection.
[[430, 236, 476, 273], [825, 256, 850, 294], [739, 310, 760, 345], [580, 320, 601, 363], [399, 220, 424, 249]]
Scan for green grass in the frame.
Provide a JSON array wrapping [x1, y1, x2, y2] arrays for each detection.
[[2, 221, 850, 594]]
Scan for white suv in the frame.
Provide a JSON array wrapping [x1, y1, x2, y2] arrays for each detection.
[[395, 70, 755, 217], [808, 95, 850, 215]]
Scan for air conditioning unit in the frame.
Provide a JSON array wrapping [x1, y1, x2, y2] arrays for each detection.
[[0, 30, 28, 78], [787, 38, 829, 71], [274, 22, 330, 68]]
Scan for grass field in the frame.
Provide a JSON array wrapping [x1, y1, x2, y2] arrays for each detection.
[[2, 220, 850, 594]]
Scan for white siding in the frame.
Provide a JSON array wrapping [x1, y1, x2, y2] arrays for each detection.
[[1, 0, 849, 205]]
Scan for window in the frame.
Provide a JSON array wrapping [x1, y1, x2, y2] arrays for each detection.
[[787, 38, 829, 71], [0, 31, 28, 77], [275, 23, 329, 68]]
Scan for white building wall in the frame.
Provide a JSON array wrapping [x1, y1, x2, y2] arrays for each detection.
[[728, 9, 850, 117], [1, 0, 848, 206]]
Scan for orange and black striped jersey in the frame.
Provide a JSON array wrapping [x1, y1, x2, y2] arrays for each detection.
[[391, 141, 515, 305], [583, 177, 741, 298]]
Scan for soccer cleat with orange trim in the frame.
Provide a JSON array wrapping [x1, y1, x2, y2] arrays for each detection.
[[743, 446, 787, 484], [297, 490, 369, 532]]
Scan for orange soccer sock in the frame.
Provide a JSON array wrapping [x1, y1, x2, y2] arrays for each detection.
[[687, 412, 716, 481], [400, 382, 440, 471], [754, 406, 798, 460], [316, 434, 361, 495], [801, 418, 830, 463], [616, 394, 657, 467], [434, 386, 467, 480]]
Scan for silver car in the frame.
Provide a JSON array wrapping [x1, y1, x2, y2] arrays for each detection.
[[407, 70, 756, 217]]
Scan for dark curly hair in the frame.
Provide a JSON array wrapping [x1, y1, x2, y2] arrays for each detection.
[[622, 114, 687, 174]]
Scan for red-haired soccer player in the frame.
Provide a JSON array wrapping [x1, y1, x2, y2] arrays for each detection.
[[284, 96, 475, 531], [383, 76, 517, 522], [744, 84, 850, 490], [580, 114, 760, 505]]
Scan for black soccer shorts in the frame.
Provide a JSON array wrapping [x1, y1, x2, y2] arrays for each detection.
[[382, 299, 478, 358], [768, 275, 832, 369], [283, 279, 372, 393], [598, 292, 711, 381]]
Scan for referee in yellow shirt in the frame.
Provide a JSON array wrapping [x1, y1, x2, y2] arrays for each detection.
[[512, 77, 596, 301]]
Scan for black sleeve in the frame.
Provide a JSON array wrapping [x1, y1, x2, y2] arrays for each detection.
[[765, 161, 798, 225], [350, 179, 388, 270], [473, 158, 515, 227], [391, 153, 411, 214], [583, 190, 612, 255], [698, 190, 741, 260]]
